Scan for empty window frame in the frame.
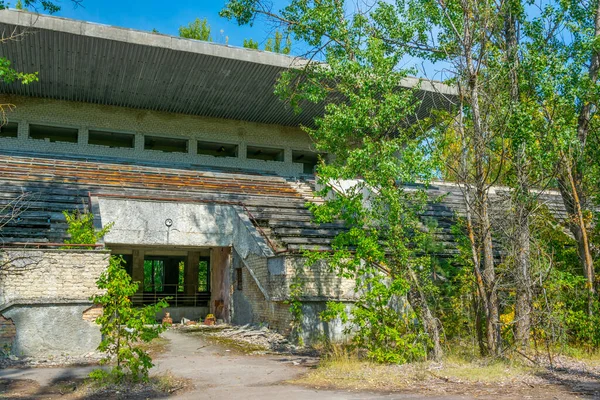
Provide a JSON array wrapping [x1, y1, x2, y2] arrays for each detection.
[[246, 145, 284, 162], [198, 258, 210, 292], [0, 122, 18, 138], [29, 124, 78, 143], [197, 140, 238, 158], [143, 259, 165, 292], [144, 135, 188, 153], [236, 268, 243, 291], [292, 150, 321, 174], [89, 130, 135, 148]]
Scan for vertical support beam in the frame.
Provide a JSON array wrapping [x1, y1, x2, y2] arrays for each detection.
[[18, 121, 28, 140], [189, 138, 197, 156], [132, 249, 145, 302], [79, 127, 88, 146], [134, 132, 144, 154], [239, 143, 247, 160], [210, 247, 232, 323], [186, 251, 200, 296], [284, 147, 293, 163]]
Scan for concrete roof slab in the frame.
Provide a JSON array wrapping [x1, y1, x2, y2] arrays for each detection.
[[0, 9, 458, 126]]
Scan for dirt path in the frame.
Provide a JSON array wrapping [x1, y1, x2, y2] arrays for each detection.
[[155, 329, 467, 400], [1, 329, 594, 399]]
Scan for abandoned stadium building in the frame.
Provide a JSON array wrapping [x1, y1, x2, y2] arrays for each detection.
[[0, 10, 564, 358]]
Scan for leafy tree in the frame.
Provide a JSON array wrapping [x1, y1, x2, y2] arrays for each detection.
[[243, 38, 259, 49], [523, 0, 600, 316], [179, 18, 212, 41], [223, 0, 443, 362], [264, 31, 290, 54], [243, 30, 291, 54], [62, 209, 113, 249], [90, 256, 169, 383]]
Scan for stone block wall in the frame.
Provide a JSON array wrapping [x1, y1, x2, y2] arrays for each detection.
[[283, 256, 356, 301], [0, 249, 110, 306], [0, 249, 109, 357], [0, 95, 313, 176], [232, 259, 292, 334]]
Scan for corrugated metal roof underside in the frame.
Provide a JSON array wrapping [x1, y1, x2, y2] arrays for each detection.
[[0, 22, 456, 126]]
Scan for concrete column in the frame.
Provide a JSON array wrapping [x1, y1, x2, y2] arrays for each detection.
[[18, 121, 28, 140], [238, 142, 247, 160], [79, 127, 89, 146], [210, 247, 232, 322], [132, 249, 145, 299], [284, 148, 293, 163], [188, 138, 197, 156], [186, 251, 200, 296], [134, 133, 145, 153]]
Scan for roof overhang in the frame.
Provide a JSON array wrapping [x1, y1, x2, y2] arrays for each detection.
[[0, 9, 458, 126]]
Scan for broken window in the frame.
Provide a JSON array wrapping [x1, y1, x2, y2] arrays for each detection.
[[29, 124, 78, 143], [197, 140, 238, 158], [246, 145, 284, 162], [198, 259, 210, 292], [144, 135, 188, 153], [0, 122, 18, 138], [236, 268, 243, 290], [292, 150, 321, 174], [89, 130, 135, 148]]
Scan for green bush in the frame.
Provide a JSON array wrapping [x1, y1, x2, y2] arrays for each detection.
[[91, 255, 169, 383]]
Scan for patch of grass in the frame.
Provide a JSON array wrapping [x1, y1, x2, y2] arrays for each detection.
[[136, 336, 170, 356], [293, 351, 538, 393]]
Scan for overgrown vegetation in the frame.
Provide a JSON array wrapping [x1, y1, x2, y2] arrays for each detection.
[[222, 0, 600, 364], [90, 255, 169, 383], [62, 210, 113, 249], [61, 211, 169, 382]]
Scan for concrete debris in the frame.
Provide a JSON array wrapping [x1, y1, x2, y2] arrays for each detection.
[[180, 324, 298, 353]]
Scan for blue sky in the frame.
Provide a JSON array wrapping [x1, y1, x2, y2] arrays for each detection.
[[38, 0, 287, 49], [18, 0, 448, 79]]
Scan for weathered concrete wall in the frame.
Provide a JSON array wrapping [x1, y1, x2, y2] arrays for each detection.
[[97, 200, 273, 259], [231, 252, 292, 333], [0, 249, 109, 357], [98, 199, 237, 247], [0, 250, 109, 306], [1, 95, 312, 176], [3, 304, 102, 357], [300, 302, 353, 344]]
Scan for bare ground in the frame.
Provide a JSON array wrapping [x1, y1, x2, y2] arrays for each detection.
[[0, 327, 599, 399]]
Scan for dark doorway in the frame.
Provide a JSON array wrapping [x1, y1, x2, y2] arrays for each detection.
[[143, 256, 185, 295]]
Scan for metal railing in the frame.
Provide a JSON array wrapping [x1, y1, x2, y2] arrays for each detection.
[[131, 284, 210, 307]]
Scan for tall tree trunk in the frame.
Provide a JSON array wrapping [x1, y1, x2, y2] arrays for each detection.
[[458, 95, 489, 355], [558, 170, 596, 315], [558, 0, 600, 315], [504, 0, 532, 347], [461, 6, 500, 355], [407, 268, 443, 361]]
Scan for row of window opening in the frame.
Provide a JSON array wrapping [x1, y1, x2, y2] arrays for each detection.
[[1, 122, 320, 172]]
